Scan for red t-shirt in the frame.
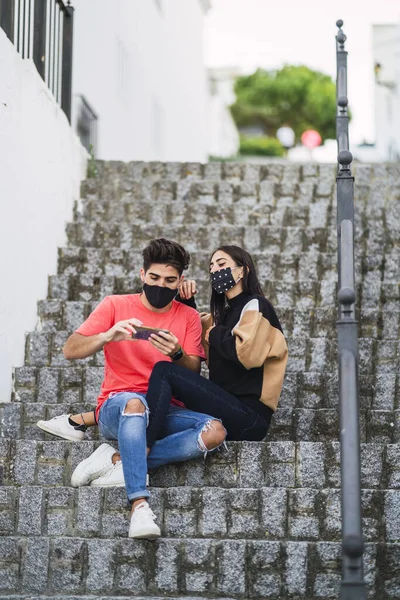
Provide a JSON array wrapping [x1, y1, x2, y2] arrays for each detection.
[[76, 294, 205, 415]]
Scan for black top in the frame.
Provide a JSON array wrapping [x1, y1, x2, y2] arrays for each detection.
[[207, 292, 283, 421]]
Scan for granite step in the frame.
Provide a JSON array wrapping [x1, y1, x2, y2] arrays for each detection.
[[65, 220, 395, 254], [11, 368, 397, 412], [0, 484, 397, 543], [56, 248, 340, 280], [0, 439, 398, 491], [47, 274, 399, 312], [66, 223, 338, 253], [48, 275, 339, 303], [90, 159, 333, 181], [55, 246, 400, 282], [78, 175, 398, 208], [79, 167, 393, 205], [88, 158, 400, 184], [2, 402, 400, 444], [90, 158, 399, 179], [35, 300, 400, 340], [78, 196, 339, 229], [22, 332, 400, 373], [2, 597, 244, 600], [80, 168, 334, 197], [0, 535, 392, 599], [75, 199, 399, 245], [5, 597, 242, 600]]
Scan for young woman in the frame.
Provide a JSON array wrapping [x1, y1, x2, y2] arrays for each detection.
[[143, 245, 288, 443], [43, 245, 288, 446]]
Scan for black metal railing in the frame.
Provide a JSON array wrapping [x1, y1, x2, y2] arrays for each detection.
[[335, 20, 366, 600], [76, 94, 98, 154], [0, 0, 74, 122]]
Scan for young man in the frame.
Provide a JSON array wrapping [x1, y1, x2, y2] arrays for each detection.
[[38, 239, 226, 539]]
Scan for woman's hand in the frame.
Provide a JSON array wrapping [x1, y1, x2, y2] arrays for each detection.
[[101, 318, 143, 344], [149, 331, 181, 357], [178, 279, 197, 300]]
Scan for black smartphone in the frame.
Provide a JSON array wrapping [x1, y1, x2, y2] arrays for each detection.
[[132, 326, 170, 341]]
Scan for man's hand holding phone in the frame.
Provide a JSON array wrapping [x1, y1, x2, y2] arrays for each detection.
[[149, 330, 181, 357], [102, 320, 181, 358], [102, 318, 143, 344]]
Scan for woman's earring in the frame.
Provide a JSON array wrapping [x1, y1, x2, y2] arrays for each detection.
[[236, 271, 243, 283]]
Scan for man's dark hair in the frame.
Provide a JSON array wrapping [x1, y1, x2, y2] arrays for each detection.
[[142, 238, 190, 275]]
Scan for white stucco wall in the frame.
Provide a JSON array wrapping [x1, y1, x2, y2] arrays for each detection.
[[0, 29, 87, 402], [373, 24, 400, 161], [209, 68, 240, 158], [71, 0, 210, 162]]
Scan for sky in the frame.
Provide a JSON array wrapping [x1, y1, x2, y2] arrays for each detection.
[[204, 0, 400, 144]]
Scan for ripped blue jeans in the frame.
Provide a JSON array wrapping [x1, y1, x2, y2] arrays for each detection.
[[98, 391, 222, 502]]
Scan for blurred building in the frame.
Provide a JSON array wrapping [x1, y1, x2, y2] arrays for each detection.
[[208, 67, 240, 158], [372, 23, 400, 161], [72, 0, 211, 161], [0, 0, 211, 401]]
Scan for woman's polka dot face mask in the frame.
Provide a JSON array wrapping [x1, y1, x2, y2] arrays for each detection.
[[210, 266, 242, 294]]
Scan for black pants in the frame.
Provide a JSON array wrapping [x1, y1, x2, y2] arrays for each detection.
[[145, 361, 271, 446]]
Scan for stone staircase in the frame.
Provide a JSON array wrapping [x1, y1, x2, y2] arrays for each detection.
[[0, 161, 400, 599]]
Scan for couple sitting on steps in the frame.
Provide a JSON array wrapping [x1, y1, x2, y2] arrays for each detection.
[[37, 238, 288, 540]]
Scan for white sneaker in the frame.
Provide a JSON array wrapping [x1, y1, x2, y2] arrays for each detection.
[[71, 443, 116, 487], [90, 460, 125, 487], [90, 461, 149, 488], [129, 501, 161, 539], [37, 414, 85, 442]]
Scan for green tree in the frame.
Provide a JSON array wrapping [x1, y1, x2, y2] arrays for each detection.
[[231, 65, 337, 142]]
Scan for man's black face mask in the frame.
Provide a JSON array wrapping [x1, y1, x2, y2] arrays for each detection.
[[143, 283, 177, 308]]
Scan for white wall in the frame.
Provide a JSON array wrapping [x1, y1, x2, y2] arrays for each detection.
[[209, 68, 240, 158], [373, 24, 400, 161], [0, 29, 87, 402], [72, 0, 210, 162]]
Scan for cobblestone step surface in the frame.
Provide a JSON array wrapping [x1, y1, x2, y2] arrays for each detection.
[[21, 332, 400, 373], [2, 403, 400, 443], [0, 484, 398, 543], [89, 159, 400, 183], [5, 597, 241, 600], [47, 274, 400, 310], [65, 219, 396, 259], [0, 536, 396, 599], [79, 197, 338, 229], [35, 299, 400, 339], [80, 163, 398, 197], [78, 175, 398, 207], [57, 248, 342, 280], [91, 159, 336, 181], [3, 159, 400, 598], [3, 597, 243, 600], [81, 167, 336, 201], [54, 245, 400, 285], [56, 246, 400, 281], [66, 223, 338, 252], [10, 368, 399, 412], [0, 440, 398, 490]]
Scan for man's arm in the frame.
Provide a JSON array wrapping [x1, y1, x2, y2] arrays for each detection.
[[149, 331, 201, 373], [63, 332, 108, 360], [175, 352, 201, 373], [63, 318, 143, 360]]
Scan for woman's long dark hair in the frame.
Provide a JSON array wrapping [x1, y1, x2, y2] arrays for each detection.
[[210, 245, 264, 325]]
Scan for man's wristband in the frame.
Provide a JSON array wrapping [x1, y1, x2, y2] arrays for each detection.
[[170, 346, 183, 361]]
